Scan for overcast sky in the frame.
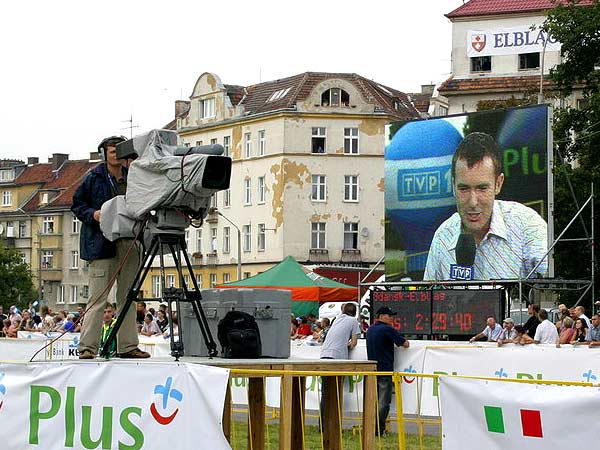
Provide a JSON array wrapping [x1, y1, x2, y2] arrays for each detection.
[[0, 0, 464, 162]]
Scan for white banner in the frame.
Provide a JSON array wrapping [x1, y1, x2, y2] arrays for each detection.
[[440, 377, 600, 449], [0, 361, 231, 450], [467, 26, 560, 57]]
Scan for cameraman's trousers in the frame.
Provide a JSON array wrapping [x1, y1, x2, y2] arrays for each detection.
[[79, 239, 141, 355]]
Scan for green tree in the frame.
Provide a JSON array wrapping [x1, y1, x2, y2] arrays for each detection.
[[543, 0, 600, 306], [0, 243, 37, 310]]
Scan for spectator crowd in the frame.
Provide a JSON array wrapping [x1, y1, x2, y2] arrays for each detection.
[[470, 303, 600, 347]]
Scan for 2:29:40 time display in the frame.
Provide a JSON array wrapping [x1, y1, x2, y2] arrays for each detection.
[[393, 312, 473, 332]]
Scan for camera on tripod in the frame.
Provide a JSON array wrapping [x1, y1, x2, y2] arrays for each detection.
[[98, 129, 232, 359]]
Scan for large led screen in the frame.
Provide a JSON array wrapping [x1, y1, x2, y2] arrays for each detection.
[[384, 105, 552, 281]]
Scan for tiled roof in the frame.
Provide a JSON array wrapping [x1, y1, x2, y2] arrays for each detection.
[[178, 72, 420, 123], [14, 163, 53, 185], [408, 93, 432, 114], [447, 0, 593, 18], [21, 160, 97, 212], [438, 75, 558, 94]]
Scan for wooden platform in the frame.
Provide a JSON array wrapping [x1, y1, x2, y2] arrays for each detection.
[[185, 357, 378, 450]]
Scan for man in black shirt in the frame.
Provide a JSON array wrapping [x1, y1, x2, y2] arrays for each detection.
[[366, 307, 409, 436], [523, 303, 540, 338]]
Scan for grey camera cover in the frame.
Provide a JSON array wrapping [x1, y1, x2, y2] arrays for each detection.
[[125, 130, 215, 219], [100, 195, 137, 241]]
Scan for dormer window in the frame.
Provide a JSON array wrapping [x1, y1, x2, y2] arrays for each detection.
[[199, 98, 215, 119], [40, 192, 49, 204], [321, 88, 350, 107], [0, 169, 14, 182]]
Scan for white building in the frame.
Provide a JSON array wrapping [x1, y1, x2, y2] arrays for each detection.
[[145, 72, 420, 291], [439, 0, 587, 113]]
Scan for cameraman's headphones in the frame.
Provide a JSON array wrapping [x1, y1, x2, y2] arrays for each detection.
[[98, 135, 127, 160]]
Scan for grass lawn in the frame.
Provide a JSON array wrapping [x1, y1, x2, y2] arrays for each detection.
[[229, 420, 442, 450]]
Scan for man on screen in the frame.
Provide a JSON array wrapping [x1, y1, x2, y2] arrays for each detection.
[[424, 132, 548, 281]]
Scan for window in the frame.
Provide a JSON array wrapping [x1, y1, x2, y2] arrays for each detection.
[[19, 221, 27, 238], [185, 229, 189, 247], [210, 138, 218, 145], [0, 169, 14, 182], [223, 227, 230, 253], [58, 285, 65, 304], [244, 132, 252, 158], [311, 127, 326, 153], [70, 251, 79, 269], [210, 273, 217, 288], [71, 215, 80, 233], [471, 56, 491, 72], [223, 273, 231, 283], [577, 98, 589, 110], [223, 189, 231, 207], [244, 178, 252, 205], [2, 191, 12, 206], [40, 192, 49, 204], [196, 229, 203, 253], [519, 52, 540, 70], [266, 87, 292, 102], [438, 105, 449, 116], [5, 221, 14, 238], [344, 128, 359, 154], [70, 285, 78, 304], [199, 98, 215, 119], [166, 275, 176, 288], [257, 176, 265, 203], [210, 194, 217, 209], [152, 275, 161, 298], [257, 223, 265, 252], [42, 216, 54, 234], [311, 222, 326, 249], [344, 175, 359, 202], [42, 251, 54, 269], [243, 225, 251, 252], [82, 285, 89, 298], [311, 175, 326, 202], [210, 227, 218, 253], [244, 272, 251, 279], [19, 252, 26, 264], [258, 130, 266, 156], [321, 88, 350, 107], [344, 222, 359, 249], [195, 274, 203, 288], [223, 136, 231, 157], [183, 275, 190, 288], [196, 140, 203, 146]]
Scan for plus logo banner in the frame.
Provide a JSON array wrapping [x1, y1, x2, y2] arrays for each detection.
[[0, 361, 230, 450]]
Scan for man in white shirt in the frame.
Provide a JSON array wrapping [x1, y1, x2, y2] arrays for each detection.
[[470, 317, 502, 342], [533, 309, 559, 344], [575, 305, 592, 328]]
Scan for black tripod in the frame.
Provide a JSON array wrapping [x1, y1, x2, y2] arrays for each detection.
[[99, 232, 218, 360]]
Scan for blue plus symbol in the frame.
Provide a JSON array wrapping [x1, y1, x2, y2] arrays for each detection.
[[494, 368, 508, 378], [154, 377, 183, 409], [582, 370, 597, 382]]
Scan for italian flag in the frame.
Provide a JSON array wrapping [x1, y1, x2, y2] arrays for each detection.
[[440, 377, 600, 449], [484, 405, 542, 438]]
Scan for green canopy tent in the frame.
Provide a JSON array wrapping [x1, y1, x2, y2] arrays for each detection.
[[216, 256, 358, 316]]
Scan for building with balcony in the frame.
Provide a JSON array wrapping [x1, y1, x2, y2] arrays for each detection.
[[141, 71, 420, 298]]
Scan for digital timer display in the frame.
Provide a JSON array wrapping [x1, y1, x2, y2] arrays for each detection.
[[370, 289, 502, 335]]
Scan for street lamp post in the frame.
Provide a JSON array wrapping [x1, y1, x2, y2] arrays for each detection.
[[216, 210, 242, 281]]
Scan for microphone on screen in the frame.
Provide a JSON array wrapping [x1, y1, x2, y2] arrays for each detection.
[[450, 233, 476, 280]]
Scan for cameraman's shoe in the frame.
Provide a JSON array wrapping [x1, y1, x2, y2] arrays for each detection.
[[78, 349, 96, 360], [118, 348, 150, 359]]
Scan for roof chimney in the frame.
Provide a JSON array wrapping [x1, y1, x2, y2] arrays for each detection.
[[421, 84, 435, 95], [89, 151, 102, 162], [52, 153, 69, 171], [27, 157, 39, 165]]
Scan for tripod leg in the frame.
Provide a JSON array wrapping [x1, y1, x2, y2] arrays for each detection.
[[99, 238, 158, 358]]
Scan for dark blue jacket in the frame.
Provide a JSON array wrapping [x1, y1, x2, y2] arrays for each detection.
[[71, 164, 126, 261], [366, 321, 407, 372]]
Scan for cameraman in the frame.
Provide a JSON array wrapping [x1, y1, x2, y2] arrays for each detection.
[[71, 135, 150, 360]]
